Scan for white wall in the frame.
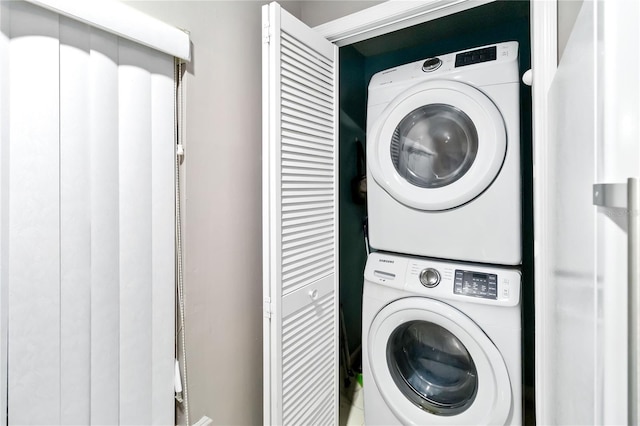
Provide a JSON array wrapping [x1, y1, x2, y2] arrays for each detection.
[[299, 0, 384, 27], [124, 1, 302, 424], [558, 0, 584, 60]]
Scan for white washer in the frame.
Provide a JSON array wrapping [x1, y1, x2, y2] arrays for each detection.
[[367, 42, 521, 265], [362, 252, 522, 425]]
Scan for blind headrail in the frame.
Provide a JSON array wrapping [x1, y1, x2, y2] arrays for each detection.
[[26, 0, 191, 61]]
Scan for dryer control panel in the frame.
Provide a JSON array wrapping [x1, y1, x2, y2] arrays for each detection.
[[367, 41, 519, 99]]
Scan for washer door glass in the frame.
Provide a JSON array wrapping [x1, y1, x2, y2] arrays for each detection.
[[387, 320, 478, 416], [390, 104, 478, 188]]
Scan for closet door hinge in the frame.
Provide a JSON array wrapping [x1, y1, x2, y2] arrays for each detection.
[[263, 297, 273, 319], [263, 23, 271, 44]]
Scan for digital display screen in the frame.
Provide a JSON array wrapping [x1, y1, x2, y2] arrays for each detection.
[[454, 46, 497, 68]]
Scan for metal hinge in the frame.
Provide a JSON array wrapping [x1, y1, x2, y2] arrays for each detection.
[[263, 297, 273, 319], [593, 182, 627, 208], [263, 22, 271, 44]]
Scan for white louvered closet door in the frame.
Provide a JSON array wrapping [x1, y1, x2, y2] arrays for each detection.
[[262, 2, 339, 425]]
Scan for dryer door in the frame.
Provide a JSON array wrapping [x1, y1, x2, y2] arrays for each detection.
[[368, 297, 512, 425], [368, 80, 506, 211]]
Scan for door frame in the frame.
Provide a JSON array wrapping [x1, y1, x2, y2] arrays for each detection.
[[313, 0, 558, 422]]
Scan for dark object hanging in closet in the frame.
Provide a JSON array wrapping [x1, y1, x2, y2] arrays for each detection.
[[351, 138, 367, 204]]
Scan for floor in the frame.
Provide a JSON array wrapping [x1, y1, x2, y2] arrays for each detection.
[[339, 374, 364, 426]]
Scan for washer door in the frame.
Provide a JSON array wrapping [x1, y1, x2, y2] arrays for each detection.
[[368, 80, 506, 210], [368, 297, 512, 425]]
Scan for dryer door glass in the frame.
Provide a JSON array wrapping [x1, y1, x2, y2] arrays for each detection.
[[387, 320, 478, 415], [390, 104, 478, 189]]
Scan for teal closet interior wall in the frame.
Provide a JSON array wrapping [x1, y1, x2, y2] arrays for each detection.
[[338, 1, 533, 389], [338, 46, 368, 363]]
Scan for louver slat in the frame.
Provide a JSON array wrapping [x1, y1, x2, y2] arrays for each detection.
[[282, 168, 333, 178], [281, 69, 332, 103], [281, 237, 332, 259], [282, 98, 333, 123], [281, 31, 332, 71], [282, 91, 332, 119], [282, 195, 333, 206], [282, 144, 333, 160], [282, 152, 333, 166], [281, 49, 332, 88], [282, 106, 334, 133], [282, 207, 333, 221], [282, 176, 334, 185], [282, 77, 333, 109], [282, 158, 333, 170], [281, 221, 333, 239], [282, 233, 332, 253], [282, 201, 333, 213]]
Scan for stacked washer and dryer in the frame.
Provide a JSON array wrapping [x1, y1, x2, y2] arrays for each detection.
[[362, 42, 523, 425]]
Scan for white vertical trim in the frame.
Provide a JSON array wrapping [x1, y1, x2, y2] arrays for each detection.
[[26, 0, 191, 60], [0, 3, 10, 424], [265, 4, 283, 423], [89, 28, 120, 426], [59, 15, 91, 425], [531, 0, 558, 424], [7, 2, 61, 423], [331, 44, 340, 426], [118, 39, 153, 425], [261, 4, 273, 425]]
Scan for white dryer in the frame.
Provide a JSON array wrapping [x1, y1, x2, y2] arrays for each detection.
[[366, 42, 521, 265], [362, 252, 522, 425]]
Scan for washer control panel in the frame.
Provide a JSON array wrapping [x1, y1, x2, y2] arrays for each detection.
[[419, 268, 441, 287], [364, 252, 521, 307], [454, 270, 497, 299]]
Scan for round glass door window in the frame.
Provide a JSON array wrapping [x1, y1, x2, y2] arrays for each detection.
[[387, 320, 478, 416], [390, 104, 478, 188]]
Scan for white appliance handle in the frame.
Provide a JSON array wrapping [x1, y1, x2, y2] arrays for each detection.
[[593, 179, 640, 424]]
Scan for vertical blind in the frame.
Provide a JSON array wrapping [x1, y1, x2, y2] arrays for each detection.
[[0, 2, 176, 424]]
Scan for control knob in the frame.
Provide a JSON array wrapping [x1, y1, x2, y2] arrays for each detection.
[[422, 57, 442, 72], [419, 268, 441, 288]]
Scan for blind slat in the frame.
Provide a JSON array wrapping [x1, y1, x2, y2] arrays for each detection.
[[8, 3, 61, 424], [89, 28, 121, 426], [60, 16, 91, 425]]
